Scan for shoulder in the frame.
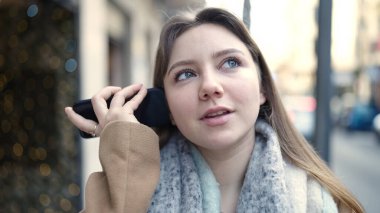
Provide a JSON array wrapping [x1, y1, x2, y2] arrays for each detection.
[[283, 161, 338, 212], [307, 176, 338, 212]]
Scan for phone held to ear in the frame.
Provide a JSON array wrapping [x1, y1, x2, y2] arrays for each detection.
[[72, 88, 170, 138]]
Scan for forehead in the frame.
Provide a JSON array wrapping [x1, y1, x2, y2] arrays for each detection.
[[169, 23, 249, 59]]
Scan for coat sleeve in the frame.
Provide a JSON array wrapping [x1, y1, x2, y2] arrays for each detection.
[[81, 121, 160, 213]]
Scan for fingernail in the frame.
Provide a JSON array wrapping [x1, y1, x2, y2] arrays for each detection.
[[64, 107, 71, 114]]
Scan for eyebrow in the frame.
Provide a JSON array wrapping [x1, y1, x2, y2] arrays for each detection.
[[212, 48, 245, 59], [167, 48, 245, 74], [167, 60, 196, 75]]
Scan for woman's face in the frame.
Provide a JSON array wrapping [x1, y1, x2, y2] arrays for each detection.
[[163, 23, 266, 152]]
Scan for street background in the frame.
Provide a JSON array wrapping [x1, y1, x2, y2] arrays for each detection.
[[1, 0, 379, 212]]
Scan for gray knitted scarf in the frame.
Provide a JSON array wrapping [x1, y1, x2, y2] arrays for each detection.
[[148, 120, 337, 213]]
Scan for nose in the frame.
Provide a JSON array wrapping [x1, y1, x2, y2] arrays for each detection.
[[198, 72, 224, 101]]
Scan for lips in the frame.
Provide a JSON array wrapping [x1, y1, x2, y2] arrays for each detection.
[[203, 110, 230, 118], [200, 107, 233, 126], [201, 107, 231, 120]]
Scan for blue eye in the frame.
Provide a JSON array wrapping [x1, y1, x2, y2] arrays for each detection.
[[175, 70, 196, 81], [221, 58, 240, 69]]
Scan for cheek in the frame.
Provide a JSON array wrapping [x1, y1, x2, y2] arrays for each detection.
[[233, 85, 263, 116], [166, 91, 194, 122]]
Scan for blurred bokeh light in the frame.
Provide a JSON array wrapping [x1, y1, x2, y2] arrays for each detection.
[[0, 1, 81, 212]]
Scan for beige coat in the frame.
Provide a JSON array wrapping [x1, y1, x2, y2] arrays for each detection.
[[81, 121, 160, 213]]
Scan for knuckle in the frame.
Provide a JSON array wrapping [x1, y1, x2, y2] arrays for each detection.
[[91, 93, 102, 101]]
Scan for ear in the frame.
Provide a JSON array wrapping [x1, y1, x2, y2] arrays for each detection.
[[259, 92, 266, 105]]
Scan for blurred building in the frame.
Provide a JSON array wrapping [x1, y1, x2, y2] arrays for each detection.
[[355, 0, 380, 108], [332, 0, 380, 130]]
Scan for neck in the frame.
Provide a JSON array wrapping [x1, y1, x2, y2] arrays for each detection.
[[197, 131, 255, 212], [198, 131, 255, 185], [200, 142, 253, 186]]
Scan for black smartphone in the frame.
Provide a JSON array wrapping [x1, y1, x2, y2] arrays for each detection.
[[72, 88, 170, 138]]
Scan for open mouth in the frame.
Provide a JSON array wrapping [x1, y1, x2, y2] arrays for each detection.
[[200, 108, 233, 126], [203, 110, 231, 119]]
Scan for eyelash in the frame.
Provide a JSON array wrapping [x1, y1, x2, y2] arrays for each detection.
[[174, 69, 196, 82], [220, 57, 241, 70], [173, 56, 242, 82]]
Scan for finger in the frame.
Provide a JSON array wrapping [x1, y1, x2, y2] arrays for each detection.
[[109, 84, 143, 109], [123, 85, 147, 111], [92, 86, 122, 123], [65, 107, 99, 135]]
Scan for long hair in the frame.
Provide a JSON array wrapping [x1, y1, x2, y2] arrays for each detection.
[[152, 7, 363, 213]]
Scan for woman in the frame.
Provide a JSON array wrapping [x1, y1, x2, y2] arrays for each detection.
[[65, 8, 363, 213]]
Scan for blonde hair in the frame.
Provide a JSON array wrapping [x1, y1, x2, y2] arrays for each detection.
[[153, 7, 364, 213]]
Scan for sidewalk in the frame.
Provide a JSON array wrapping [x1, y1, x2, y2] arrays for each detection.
[[331, 127, 380, 213]]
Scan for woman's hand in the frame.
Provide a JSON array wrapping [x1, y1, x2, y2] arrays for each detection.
[[64, 84, 148, 137]]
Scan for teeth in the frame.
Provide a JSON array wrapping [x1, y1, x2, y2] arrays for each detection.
[[206, 111, 227, 118]]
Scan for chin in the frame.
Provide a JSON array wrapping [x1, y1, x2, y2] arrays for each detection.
[[195, 136, 241, 151]]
